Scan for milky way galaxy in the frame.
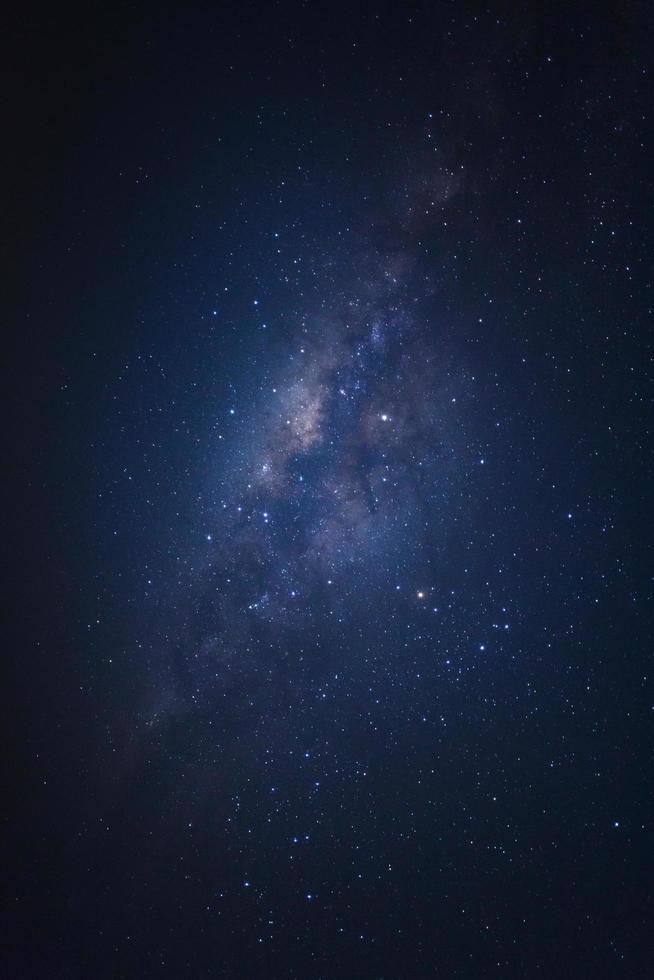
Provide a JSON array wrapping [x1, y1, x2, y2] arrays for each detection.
[[168, 165, 472, 717]]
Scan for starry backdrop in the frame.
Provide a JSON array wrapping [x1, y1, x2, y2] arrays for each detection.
[[5, 3, 654, 978]]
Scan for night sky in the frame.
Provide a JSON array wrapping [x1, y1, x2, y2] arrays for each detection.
[[6, 4, 654, 978]]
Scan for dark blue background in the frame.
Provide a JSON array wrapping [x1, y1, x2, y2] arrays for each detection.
[[5, 3, 653, 977]]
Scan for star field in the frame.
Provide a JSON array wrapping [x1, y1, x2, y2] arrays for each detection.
[[5, 4, 654, 979]]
